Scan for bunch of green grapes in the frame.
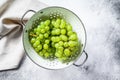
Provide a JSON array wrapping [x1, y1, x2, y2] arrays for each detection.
[[29, 18, 81, 63]]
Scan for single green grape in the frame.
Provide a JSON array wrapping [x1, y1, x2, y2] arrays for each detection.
[[30, 38, 36, 44], [57, 46, 64, 52], [40, 21, 44, 25], [51, 42, 55, 47], [39, 52, 44, 56], [64, 49, 71, 56], [37, 44, 42, 50], [67, 31, 73, 36], [44, 33, 49, 38], [35, 48, 39, 52], [35, 40, 40, 45], [39, 34, 44, 39], [34, 28, 37, 33], [44, 52, 50, 58], [33, 43, 38, 48], [60, 19, 66, 29], [64, 42, 69, 47], [69, 34, 78, 40], [55, 52, 62, 58], [61, 29, 66, 35], [59, 41, 64, 46], [44, 20, 50, 26], [51, 37, 55, 42], [67, 24, 72, 31], [54, 22, 59, 28], [59, 57, 67, 61], [45, 39, 50, 44], [40, 29, 45, 33], [55, 29, 61, 35], [52, 20, 55, 26], [51, 30, 56, 35], [43, 44, 49, 49], [36, 37, 40, 41], [55, 43, 60, 48], [56, 18, 61, 25], [36, 32, 39, 35], [54, 37, 61, 42], [45, 26, 50, 31], [42, 49, 46, 53], [68, 41, 77, 47], [36, 27, 41, 33], [60, 35, 68, 41]]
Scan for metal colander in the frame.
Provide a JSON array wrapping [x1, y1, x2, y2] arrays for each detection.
[[21, 7, 88, 70]]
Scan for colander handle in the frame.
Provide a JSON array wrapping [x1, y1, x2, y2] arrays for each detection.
[[21, 10, 36, 26], [73, 50, 88, 67]]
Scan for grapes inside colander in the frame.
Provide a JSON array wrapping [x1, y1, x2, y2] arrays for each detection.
[[29, 18, 82, 63]]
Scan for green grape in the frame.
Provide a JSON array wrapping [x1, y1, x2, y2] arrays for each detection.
[[37, 44, 42, 50], [59, 57, 67, 61], [68, 41, 77, 47], [39, 52, 43, 56], [44, 33, 49, 38], [45, 20, 50, 26], [64, 42, 68, 47], [40, 21, 44, 25], [36, 32, 39, 35], [43, 44, 48, 49], [69, 34, 77, 40], [51, 42, 55, 47], [51, 30, 56, 35], [45, 26, 50, 31], [60, 19, 66, 29], [67, 24, 72, 31], [34, 28, 37, 33], [56, 18, 61, 24], [55, 43, 59, 48], [67, 31, 73, 36], [40, 24, 45, 29], [35, 48, 39, 52], [55, 52, 62, 58], [40, 29, 45, 33], [30, 38, 36, 44], [60, 35, 68, 41], [59, 41, 64, 46], [44, 52, 50, 58], [37, 25, 41, 28], [52, 20, 55, 26], [58, 46, 64, 52], [61, 29, 66, 35], [39, 34, 43, 39], [55, 29, 61, 35], [54, 22, 59, 28], [35, 40, 40, 45], [36, 27, 41, 33], [33, 43, 38, 48], [47, 48, 52, 52], [64, 49, 71, 56], [45, 39, 50, 44], [51, 37, 55, 42], [42, 49, 46, 53], [36, 37, 40, 41], [54, 37, 60, 42]]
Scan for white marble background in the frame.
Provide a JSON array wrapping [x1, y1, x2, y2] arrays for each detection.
[[0, 0, 120, 80]]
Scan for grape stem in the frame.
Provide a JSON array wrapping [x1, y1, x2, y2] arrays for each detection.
[[29, 33, 37, 37]]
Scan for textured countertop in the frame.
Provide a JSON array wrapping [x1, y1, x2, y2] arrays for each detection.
[[0, 0, 120, 80]]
